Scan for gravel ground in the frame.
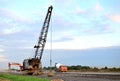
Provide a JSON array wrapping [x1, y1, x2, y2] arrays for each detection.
[[37, 72, 120, 81], [1, 70, 120, 81]]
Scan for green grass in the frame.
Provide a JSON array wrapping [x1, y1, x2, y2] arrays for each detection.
[[0, 73, 50, 81]]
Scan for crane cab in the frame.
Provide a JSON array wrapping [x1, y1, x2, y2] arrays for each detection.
[[23, 58, 40, 70], [23, 58, 43, 74]]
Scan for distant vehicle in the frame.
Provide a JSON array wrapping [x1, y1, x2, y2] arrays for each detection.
[[8, 62, 23, 71], [55, 63, 68, 72]]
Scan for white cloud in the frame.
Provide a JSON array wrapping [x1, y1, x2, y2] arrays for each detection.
[[0, 8, 35, 24], [0, 48, 4, 52], [45, 33, 120, 50], [0, 54, 7, 62], [94, 2, 103, 11], [108, 15, 120, 23], [2, 27, 22, 35], [19, 46, 33, 50], [0, 45, 4, 52], [72, 4, 85, 14], [0, 47, 7, 62], [0, 49, 4, 52]]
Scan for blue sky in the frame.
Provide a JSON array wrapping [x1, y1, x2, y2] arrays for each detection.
[[0, 0, 120, 69]]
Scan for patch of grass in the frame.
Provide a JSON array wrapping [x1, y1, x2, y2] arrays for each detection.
[[0, 76, 10, 81], [0, 73, 50, 81]]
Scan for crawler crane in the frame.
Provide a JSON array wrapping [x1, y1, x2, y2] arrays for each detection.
[[23, 6, 53, 74]]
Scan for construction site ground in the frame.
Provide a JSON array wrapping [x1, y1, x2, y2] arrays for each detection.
[[39, 71, 120, 81], [0, 70, 120, 81]]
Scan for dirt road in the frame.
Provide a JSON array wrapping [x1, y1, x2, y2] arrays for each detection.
[[38, 72, 120, 81], [1, 70, 120, 81]]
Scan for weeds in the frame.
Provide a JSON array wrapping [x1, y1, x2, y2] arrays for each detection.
[[0, 73, 50, 81]]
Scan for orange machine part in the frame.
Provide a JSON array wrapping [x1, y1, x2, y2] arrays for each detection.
[[8, 62, 23, 71], [60, 66, 68, 72]]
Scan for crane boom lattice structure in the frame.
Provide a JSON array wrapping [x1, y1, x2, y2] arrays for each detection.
[[34, 6, 53, 61], [23, 6, 53, 75]]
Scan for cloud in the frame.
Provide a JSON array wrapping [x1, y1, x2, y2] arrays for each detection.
[[0, 8, 37, 36], [0, 48, 4, 52], [71, 3, 85, 15], [94, 2, 103, 11], [53, 36, 73, 42], [0, 47, 7, 62], [45, 33, 120, 50], [0, 8, 35, 24], [108, 14, 120, 23], [0, 54, 7, 62], [89, 20, 114, 34], [18, 46, 33, 50], [0, 25, 31, 36], [72, 1, 104, 15], [0, 45, 4, 52], [2, 27, 22, 35]]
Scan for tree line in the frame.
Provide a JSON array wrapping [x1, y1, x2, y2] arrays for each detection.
[[67, 65, 120, 72], [43, 65, 120, 72]]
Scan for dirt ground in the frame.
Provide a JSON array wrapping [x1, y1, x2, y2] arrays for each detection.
[[1, 70, 120, 81], [36, 72, 120, 81], [0, 78, 10, 81]]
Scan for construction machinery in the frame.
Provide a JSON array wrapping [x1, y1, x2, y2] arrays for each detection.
[[23, 6, 53, 75], [55, 63, 68, 72], [8, 62, 23, 71]]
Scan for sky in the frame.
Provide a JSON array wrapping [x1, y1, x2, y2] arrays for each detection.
[[0, 0, 120, 69]]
